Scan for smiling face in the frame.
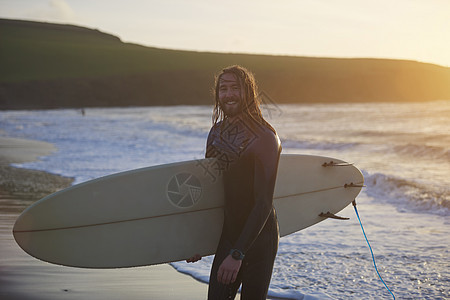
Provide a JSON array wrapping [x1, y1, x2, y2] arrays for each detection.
[[218, 73, 243, 119]]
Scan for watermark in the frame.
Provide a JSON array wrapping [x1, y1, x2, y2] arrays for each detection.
[[195, 158, 222, 183], [194, 90, 281, 183], [166, 172, 202, 208], [259, 90, 283, 120], [194, 116, 260, 183], [214, 116, 258, 156]]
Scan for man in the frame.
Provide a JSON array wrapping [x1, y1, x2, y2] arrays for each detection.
[[188, 65, 281, 299]]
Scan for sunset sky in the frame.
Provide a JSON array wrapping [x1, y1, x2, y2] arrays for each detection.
[[1, 0, 449, 67]]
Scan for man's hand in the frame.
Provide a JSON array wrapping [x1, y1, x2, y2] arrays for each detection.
[[217, 255, 242, 285], [186, 254, 202, 263]]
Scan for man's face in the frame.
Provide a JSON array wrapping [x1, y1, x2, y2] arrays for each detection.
[[218, 73, 243, 118]]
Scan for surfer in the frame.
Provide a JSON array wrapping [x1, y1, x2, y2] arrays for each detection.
[[187, 65, 281, 299]]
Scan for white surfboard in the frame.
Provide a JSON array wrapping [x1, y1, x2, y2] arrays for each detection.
[[13, 154, 363, 268]]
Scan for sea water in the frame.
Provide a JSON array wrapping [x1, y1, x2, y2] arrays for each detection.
[[1, 101, 448, 299]]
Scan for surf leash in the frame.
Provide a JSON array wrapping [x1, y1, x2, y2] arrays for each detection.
[[352, 200, 396, 300]]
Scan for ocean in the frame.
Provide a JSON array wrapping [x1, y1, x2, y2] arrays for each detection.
[[1, 101, 448, 299]]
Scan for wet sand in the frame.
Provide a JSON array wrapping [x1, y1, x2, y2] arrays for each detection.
[[0, 137, 208, 299]]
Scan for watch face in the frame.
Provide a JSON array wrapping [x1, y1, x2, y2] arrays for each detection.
[[232, 250, 243, 260]]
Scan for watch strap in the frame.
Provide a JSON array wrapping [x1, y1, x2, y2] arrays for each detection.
[[230, 249, 245, 260]]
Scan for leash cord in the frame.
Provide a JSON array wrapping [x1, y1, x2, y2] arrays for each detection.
[[353, 204, 396, 300]]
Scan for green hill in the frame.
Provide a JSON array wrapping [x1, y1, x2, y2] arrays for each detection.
[[1, 18, 449, 109]]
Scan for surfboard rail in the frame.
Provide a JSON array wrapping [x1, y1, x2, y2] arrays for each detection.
[[13, 154, 364, 268]]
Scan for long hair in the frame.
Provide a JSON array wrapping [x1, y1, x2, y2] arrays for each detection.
[[212, 65, 275, 133]]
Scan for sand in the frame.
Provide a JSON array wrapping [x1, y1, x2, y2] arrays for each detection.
[[0, 137, 209, 299]]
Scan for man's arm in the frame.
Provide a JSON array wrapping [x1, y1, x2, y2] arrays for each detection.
[[216, 130, 280, 284], [233, 130, 281, 254]]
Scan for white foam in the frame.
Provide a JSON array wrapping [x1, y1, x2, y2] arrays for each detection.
[[1, 102, 449, 299]]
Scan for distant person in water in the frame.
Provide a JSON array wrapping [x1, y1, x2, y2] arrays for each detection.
[[187, 65, 281, 299]]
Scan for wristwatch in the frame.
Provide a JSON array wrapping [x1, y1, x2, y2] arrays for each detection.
[[230, 249, 245, 260]]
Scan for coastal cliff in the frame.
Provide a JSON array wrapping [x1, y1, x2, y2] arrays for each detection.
[[1, 18, 449, 109]]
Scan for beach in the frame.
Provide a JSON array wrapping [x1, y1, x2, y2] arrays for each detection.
[[1, 104, 448, 299], [0, 137, 209, 300]]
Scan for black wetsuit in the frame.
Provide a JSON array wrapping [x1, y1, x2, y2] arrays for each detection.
[[206, 116, 281, 299]]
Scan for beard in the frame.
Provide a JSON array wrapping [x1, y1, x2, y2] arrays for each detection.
[[219, 96, 243, 118]]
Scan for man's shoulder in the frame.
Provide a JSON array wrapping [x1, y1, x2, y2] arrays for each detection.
[[208, 121, 222, 134], [250, 122, 279, 150], [250, 119, 276, 138]]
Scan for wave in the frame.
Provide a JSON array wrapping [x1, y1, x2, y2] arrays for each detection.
[[282, 136, 450, 166], [393, 143, 450, 161], [363, 172, 449, 216]]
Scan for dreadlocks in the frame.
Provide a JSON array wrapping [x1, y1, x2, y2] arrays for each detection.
[[212, 65, 275, 133]]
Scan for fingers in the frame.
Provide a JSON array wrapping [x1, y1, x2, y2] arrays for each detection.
[[231, 268, 238, 283], [217, 255, 242, 284], [217, 266, 237, 285], [186, 254, 202, 263], [217, 266, 227, 284]]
